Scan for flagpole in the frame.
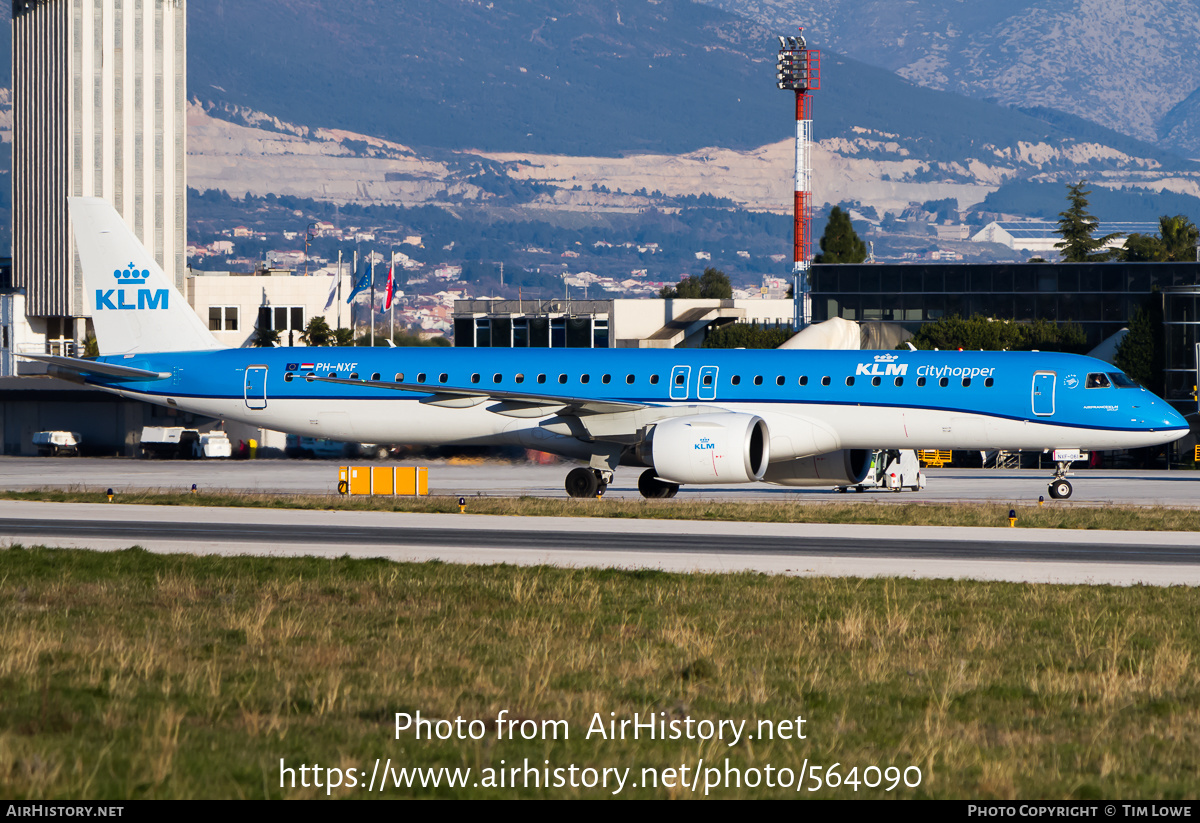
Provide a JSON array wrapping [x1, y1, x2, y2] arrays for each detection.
[[336, 249, 343, 331], [370, 253, 376, 348], [390, 250, 396, 343], [352, 250, 358, 344]]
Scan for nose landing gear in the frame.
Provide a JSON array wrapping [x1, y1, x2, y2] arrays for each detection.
[[1047, 449, 1085, 500]]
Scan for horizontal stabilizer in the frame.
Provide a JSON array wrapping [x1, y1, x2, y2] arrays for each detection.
[[17, 353, 171, 381]]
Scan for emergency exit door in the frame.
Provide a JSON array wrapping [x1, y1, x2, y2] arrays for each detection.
[[244, 365, 268, 410], [1032, 372, 1055, 417]]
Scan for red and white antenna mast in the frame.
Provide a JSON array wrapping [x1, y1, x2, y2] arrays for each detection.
[[776, 28, 820, 329]]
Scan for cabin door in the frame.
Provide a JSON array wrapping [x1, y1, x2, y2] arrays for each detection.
[[1032, 371, 1055, 417], [244, 365, 268, 410], [697, 366, 719, 401]]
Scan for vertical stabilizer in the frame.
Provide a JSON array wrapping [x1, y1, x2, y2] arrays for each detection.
[[69, 197, 222, 355]]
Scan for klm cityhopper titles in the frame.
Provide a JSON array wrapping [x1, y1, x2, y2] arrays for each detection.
[[25, 198, 1189, 501]]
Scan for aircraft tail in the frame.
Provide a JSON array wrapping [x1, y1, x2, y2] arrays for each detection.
[[70, 196, 222, 355]]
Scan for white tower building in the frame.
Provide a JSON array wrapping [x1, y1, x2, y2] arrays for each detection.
[[11, 0, 187, 353]]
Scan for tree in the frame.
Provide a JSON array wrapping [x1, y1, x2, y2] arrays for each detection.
[[250, 325, 280, 347], [300, 316, 334, 346], [703, 322, 792, 349], [333, 328, 356, 346], [659, 267, 732, 299], [910, 315, 1087, 353], [1114, 297, 1165, 395], [813, 206, 867, 264], [1119, 214, 1197, 262], [1158, 214, 1199, 262], [1054, 181, 1122, 262]]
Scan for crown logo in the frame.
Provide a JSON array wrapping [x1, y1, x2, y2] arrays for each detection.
[[874, 353, 899, 362], [114, 263, 150, 285]]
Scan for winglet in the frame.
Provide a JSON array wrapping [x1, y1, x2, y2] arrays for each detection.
[[69, 197, 222, 356]]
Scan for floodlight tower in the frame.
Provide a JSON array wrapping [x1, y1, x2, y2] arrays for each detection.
[[776, 29, 821, 329]]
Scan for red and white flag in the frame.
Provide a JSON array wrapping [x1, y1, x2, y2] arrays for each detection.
[[382, 264, 395, 310]]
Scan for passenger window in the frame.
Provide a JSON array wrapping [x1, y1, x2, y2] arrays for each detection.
[[776, 376, 785, 386], [626, 375, 635, 384], [703, 374, 713, 386], [371, 372, 381, 382], [1086, 373, 1111, 389], [306, 373, 316, 382], [845, 376, 855, 386], [580, 374, 590, 384], [917, 377, 926, 387], [984, 377, 994, 387], [417, 373, 427, 383], [395, 373, 404, 382], [328, 372, 337, 378], [753, 375, 763, 386], [349, 372, 359, 380], [471, 373, 481, 384], [558, 374, 568, 384], [871, 376, 881, 387], [537, 374, 547, 384], [602, 374, 611, 384], [894, 377, 904, 387], [799, 375, 808, 386], [515, 374, 525, 384], [962, 377, 971, 387], [439, 373, 448, 384], [821, 376, 831, 386], [731, 375, 741, 386], [650, 374, 660, 385], [284, 372, 294, 383], [675, 374, 685, 385], [939, 377, 949, 387]]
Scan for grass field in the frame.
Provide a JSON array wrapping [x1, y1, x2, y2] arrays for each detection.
[[3, 488, 1200, 532], [2, 546, 1199, 799]]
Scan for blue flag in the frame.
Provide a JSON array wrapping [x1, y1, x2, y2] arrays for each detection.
[[346, 266, 372, 303]]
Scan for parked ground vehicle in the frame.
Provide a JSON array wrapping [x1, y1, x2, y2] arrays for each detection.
[[33, 431, 82, 456], [139, 427, 231, 459]]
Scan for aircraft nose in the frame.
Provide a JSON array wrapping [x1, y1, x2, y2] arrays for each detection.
[[1162, 404, 1189, 432]]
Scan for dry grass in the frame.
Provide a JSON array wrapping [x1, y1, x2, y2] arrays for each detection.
[[2, 547, 1199, 798]]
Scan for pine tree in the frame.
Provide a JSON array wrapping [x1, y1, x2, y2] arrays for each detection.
[[1114, 298, 1165, 395], [813, 206, 867, 264], [1054, 181, 1122, 262]]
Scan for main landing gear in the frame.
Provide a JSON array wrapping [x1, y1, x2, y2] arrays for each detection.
[[637, 469, 679, 499], [563, 467, 681, 499], [565, 467, 610, 498]]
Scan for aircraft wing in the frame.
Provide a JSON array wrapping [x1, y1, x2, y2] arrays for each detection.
[[305, 374, 654, 416], [17, 353, 172, 381]]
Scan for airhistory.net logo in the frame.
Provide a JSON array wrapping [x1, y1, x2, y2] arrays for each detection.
[[95, 262, 168, 311]]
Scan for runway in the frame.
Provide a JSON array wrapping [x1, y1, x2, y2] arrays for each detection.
[[3, 456, 1200, 506], [2, 500, 1199, 587]]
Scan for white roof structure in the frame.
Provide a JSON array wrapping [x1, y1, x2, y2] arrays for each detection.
[[971, 221, 1160, 254]]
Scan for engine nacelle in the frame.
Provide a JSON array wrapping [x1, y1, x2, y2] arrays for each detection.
[[644, 413, 769, 485], [762, 449, 872, 487]]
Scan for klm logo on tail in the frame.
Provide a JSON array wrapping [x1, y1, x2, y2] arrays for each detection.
[[95, 263, 169, 311]]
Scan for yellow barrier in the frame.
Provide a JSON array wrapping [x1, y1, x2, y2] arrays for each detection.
[[918, 450, 952, 468], [1194, 446, 1199, 462], [339, 466, 428, 496]]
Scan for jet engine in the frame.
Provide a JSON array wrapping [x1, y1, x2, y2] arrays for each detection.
[[641, 413, 769, 484], [762, 449, 872, 487]]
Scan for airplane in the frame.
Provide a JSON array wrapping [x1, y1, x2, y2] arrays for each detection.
[[23, 197, 1191, 501]]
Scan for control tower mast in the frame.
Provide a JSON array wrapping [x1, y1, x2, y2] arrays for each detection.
[[776, 30, 821, 329]]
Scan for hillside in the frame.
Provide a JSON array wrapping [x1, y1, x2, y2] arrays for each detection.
[[703, 0, 1200, 158]]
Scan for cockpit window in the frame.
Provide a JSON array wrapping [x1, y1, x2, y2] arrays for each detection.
[[1085, 373, 1111, 389], [1108, 372, 1140, 388]]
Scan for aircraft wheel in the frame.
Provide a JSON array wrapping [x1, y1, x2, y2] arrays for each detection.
[[566, 467, 599, 498], [1049, 479, 1073, 500], [638, 469, 679, 499]]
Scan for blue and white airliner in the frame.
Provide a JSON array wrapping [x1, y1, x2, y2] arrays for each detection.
[[26, 198, 1190, 500]]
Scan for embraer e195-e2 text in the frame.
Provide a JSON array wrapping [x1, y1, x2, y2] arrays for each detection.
[[25, 197, 1189, 500]]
